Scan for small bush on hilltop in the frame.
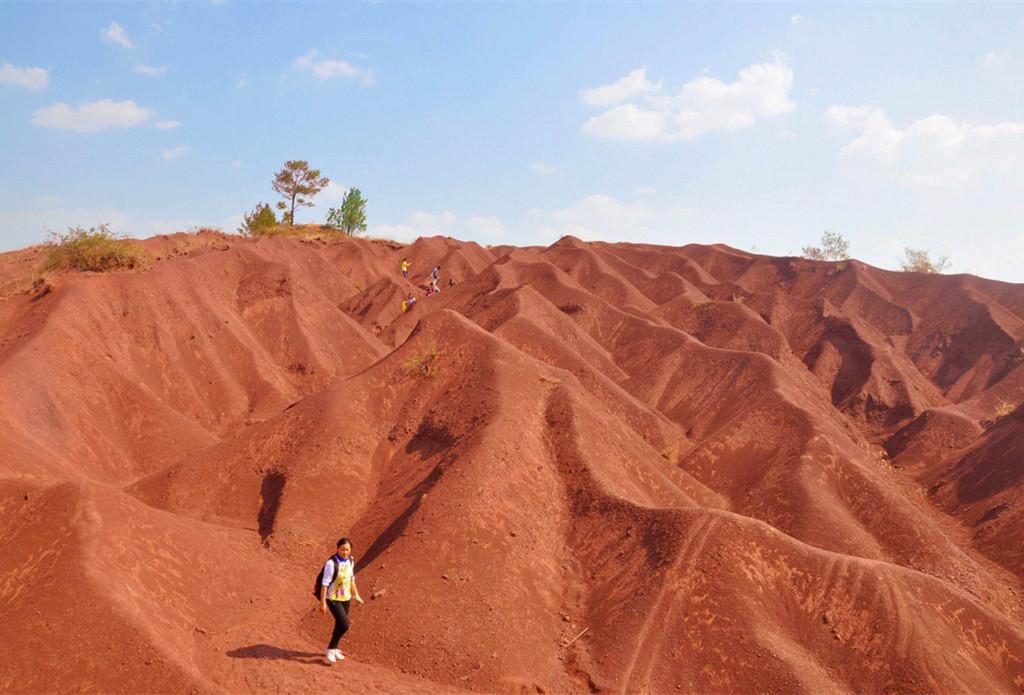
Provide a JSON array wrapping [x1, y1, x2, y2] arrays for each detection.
[[901, 248, 950, 273], [41, 224, 141, 273], [239, 202, 279, 236], [994, 399, 1015, 421], [802, 231, 850, 261]]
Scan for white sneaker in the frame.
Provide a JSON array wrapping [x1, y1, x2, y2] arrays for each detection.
[[334, 649, 345, 661], [326, 649, 337, 664]]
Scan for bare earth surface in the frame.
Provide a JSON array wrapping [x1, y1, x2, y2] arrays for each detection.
[[1, 231, 1023, 694]]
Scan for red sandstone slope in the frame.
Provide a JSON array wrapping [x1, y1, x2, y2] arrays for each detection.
[[2, 233, 1024, 694]]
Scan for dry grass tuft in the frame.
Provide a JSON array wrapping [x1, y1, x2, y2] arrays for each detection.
[[405, 346, 441, 378], [40, 225, 142, 273], [994, 399, 1015, 421]]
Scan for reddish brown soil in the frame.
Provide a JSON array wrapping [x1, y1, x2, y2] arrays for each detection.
[[2, 232, 1023, 694]]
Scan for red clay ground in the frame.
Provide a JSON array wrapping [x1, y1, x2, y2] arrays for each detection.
[[1, 231, 1023, 694]]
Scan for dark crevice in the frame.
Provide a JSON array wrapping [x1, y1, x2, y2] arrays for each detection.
[[257, 470, 287, 545]]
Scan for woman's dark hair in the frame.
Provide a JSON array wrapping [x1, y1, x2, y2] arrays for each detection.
[[336, 537, 352, 548]]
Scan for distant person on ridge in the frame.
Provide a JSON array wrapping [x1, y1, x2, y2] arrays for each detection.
[[430, 265, 441, 294], [400, 257, 410, 279], [319, 537, 364, 664], [447, 277, 456, 288], [401, 293, 417, 313]]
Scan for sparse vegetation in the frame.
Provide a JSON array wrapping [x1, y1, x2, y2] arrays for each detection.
[[901, 248, 950, 273], [802, 231, 850, 261], [405, 346, 441, 377], [994, 399, 1015, 421], [238, 202, 279, 236], [272, 160, 330, 226], [326, 187, 368, 235], [40, 224, 142, 273], [240, 223, 347, 240], [660, 446, 681, 465]]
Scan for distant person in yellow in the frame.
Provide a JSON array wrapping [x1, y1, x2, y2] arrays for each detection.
[[401, 293, 417, 313], [320, 537, 364, 663], [400, 258, 410, 279]]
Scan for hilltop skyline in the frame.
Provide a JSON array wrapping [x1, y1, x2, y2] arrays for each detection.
[[2, 2, 1023, 281]]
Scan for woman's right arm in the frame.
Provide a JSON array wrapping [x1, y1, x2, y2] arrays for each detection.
[[320, 559, 333, 613]]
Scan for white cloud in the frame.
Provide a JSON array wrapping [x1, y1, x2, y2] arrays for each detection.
[[0, 62, 48, 90], [581, 55, 795, 141], [826, 104, 1024, 187], [531, 161, 557, 175], [135, 64, 167, 76], [464, 216, 505, 239], [549, 194, 655, 237], [320, 181, 349, 202], [370, 223, 418, 242], [582, 104, 667, 141], [982, 51, 1007, 68], [161, 146, 190, 160], [295, 50, 374, 85], [527, 193, 694, 247], [371, 210, 506, 244], [409, 210, 458, 229], [31, 99, 153, 133], [790, 14, 803, 25], [101, 21, 134, 50], [154, 119, 182, 130], [581, 68, 660, 106]]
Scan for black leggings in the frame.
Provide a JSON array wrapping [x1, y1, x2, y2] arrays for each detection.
[[327, 600, 351, 649]]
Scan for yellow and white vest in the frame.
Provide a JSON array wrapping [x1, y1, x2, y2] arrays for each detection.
[[327, 558, 354, 601]]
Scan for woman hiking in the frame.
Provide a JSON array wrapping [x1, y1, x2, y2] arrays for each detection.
[[320, 537, 364, 663]]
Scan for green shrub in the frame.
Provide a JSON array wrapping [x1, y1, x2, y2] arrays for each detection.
[[325, 188, 368, 235], [41, 224, 141, 273], [239, 202, 279, 236]]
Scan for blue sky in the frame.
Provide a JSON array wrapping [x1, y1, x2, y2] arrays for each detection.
[[2, 2, 1023, 281]]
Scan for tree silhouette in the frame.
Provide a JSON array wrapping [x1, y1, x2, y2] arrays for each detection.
[[802, 231, 850, 261], [272, 160, 329, 226]]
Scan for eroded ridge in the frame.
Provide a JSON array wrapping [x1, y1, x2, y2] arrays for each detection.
[[1, 232, 1023, 694]]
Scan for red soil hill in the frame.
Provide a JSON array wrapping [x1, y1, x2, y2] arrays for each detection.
[[1, 232, 1023, 694]]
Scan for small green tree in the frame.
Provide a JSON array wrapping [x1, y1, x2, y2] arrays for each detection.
[[272, 160, 329, 226], [901, 247, 950, 273], [326, 188, 368, 235], [802, 231, 850, 261], [238, 202, 278, 236]]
